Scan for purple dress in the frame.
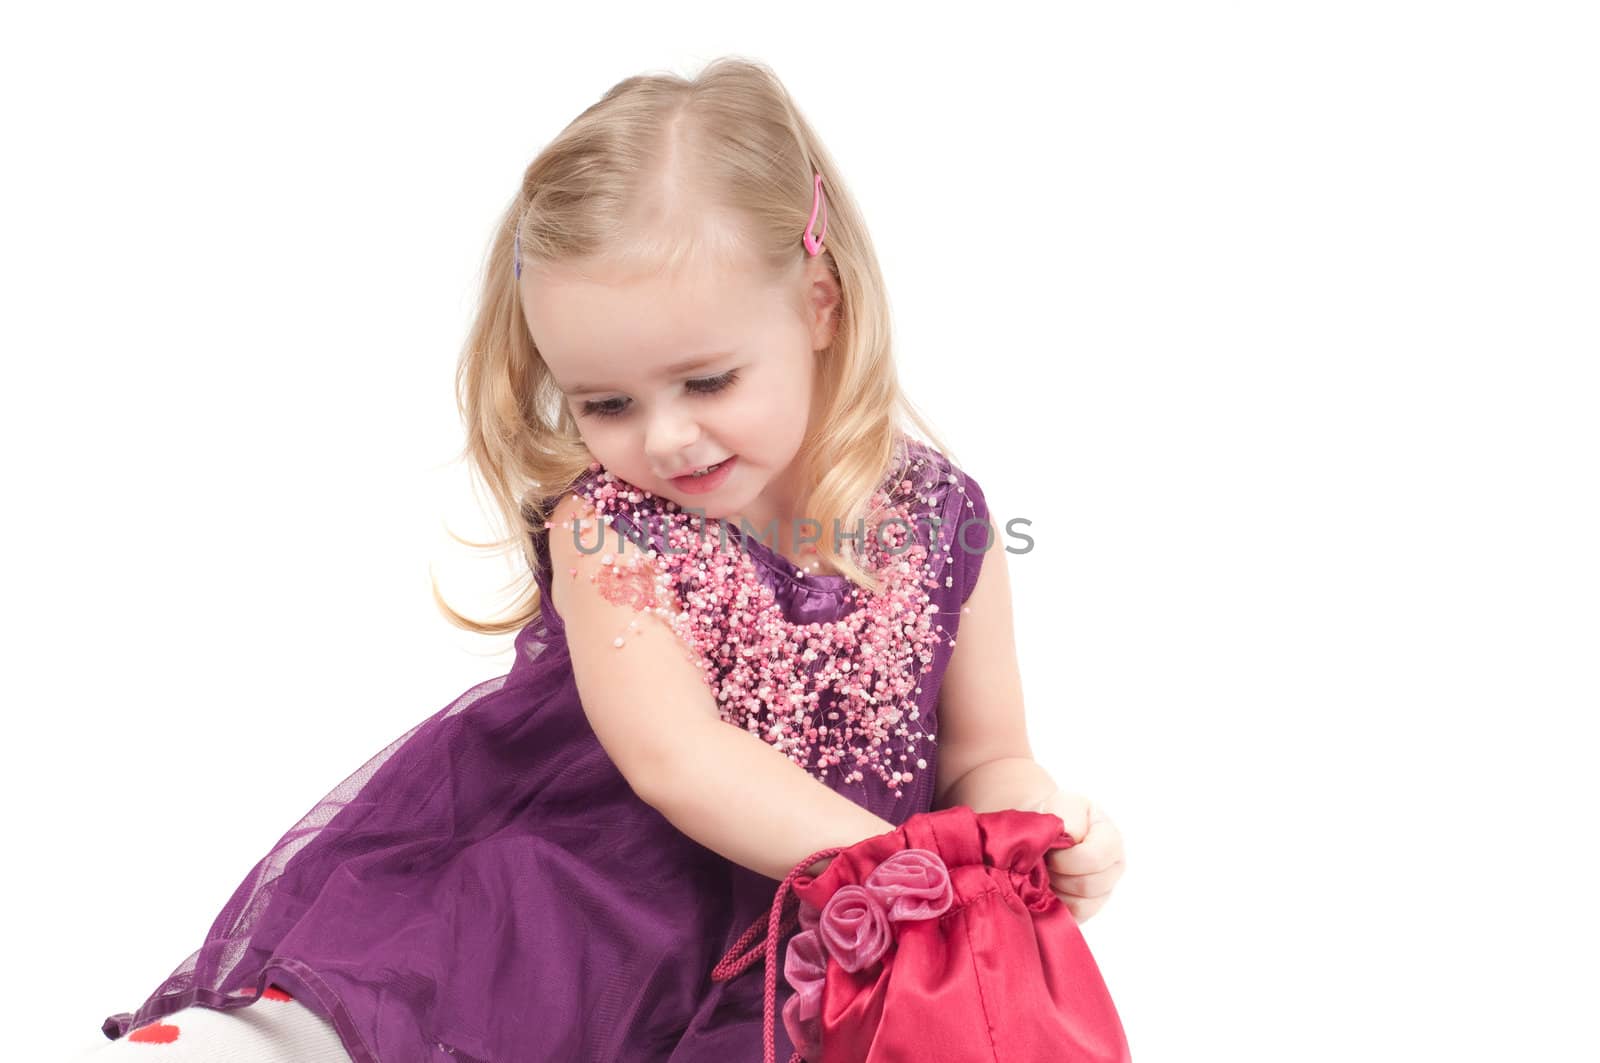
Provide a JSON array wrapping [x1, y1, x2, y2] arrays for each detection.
[[102, 437, 991, 1062]]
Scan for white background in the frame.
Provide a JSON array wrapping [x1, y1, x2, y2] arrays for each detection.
[[4, 2, 1596, 1060]]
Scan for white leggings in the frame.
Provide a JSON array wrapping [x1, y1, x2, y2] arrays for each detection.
[[70, 989, 353, 1062]]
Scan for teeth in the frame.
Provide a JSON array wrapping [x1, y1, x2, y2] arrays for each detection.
[[688, 460, 724, 478]]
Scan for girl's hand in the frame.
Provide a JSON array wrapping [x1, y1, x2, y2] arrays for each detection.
[[1039, 790, 1125, 922]]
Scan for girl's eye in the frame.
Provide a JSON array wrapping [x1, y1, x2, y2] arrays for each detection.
[[685, 368, 740, 395], [579, 369, 740, 420]]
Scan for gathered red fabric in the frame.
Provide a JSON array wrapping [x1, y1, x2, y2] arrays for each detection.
[[711, 805, 1132, 1063]]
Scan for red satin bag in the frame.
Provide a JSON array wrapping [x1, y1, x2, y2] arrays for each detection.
[[712, 805, 1132, 1063]]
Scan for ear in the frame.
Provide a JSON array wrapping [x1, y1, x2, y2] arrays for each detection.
[[803, 255, 842, 352]]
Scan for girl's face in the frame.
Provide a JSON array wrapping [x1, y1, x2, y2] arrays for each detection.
[[520, 247, 838, 528]]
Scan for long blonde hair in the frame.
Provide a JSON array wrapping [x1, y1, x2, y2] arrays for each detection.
[[436, 55, 960, 636]]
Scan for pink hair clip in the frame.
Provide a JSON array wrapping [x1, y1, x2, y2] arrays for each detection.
[[803, 171, 827, 256]]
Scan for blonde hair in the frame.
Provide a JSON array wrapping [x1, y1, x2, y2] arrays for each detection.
[[436, 55, 960, 637]]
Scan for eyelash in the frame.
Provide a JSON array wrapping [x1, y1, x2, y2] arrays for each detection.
[[580, 369, 741, 420]]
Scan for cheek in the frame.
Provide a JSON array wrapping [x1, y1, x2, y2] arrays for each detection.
[[729, 408, 805, 467], [573, 419, 625, 448], [711, 388, 773, 430], [572, 422, 638, 471], [724, 391, 806, 449]]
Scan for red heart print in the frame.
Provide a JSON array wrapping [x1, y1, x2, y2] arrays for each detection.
[[129, 1022, 180, 1044]]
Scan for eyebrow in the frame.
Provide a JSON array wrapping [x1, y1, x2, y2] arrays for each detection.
[[562, 354, 732, 396]]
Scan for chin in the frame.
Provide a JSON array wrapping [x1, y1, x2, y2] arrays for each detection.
[[678, 479, 758, 523], [673, 494, 736, 521]]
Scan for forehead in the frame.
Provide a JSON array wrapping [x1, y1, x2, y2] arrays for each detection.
[[521, 251, 788, 389]]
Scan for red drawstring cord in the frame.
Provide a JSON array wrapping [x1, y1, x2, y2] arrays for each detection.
[[712, 846, 846, 1063]]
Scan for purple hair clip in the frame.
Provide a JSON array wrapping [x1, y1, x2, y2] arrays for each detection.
[[514, 230, 522, 280]]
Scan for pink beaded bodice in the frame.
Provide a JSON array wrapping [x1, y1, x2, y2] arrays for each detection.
[[551, 440, 979, 800]]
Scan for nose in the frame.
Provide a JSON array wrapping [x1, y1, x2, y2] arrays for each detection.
[[644, 403, 702, 475]]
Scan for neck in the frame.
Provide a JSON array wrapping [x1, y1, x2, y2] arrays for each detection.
[[723, 462, 835, 571]]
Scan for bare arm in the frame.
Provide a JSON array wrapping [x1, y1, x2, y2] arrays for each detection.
[[932, 537, 1040, 809], [648, 717, 897, 880], [549, 492, 893, 880]]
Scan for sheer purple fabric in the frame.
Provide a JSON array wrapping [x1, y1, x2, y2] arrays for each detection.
[[101, 438, 991, 1062]]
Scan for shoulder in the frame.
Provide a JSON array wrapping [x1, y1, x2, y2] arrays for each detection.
[[562, 465, 689, 555], [887, 438, 988, 521], [537, 463, 678, 561], [544, 490, 604, 565], [545, 491, 601, 623], [546, 486, 684, 625], [884, 438, 992, 603]]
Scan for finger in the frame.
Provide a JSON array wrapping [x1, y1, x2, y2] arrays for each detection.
[[1045, 790, 1093, 843], [1047, 818, 1124, 877], [1049, 859, 1124, 899], [1047, 836, 1118, 877], [1058, 891, 1109, 923], [1052, 884, 1109, 922]]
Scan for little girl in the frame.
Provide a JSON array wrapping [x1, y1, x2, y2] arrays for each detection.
[[85, 56, 1124, 1062]]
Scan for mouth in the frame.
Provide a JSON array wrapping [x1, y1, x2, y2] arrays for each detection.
[[670, 455, 737, 493]]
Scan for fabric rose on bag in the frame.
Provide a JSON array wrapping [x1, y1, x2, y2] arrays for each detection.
[[782, 850, 954, 1058], [818, 884, 894, 973], [862, 848, 954, 921], [781, 925, 828, 1059]]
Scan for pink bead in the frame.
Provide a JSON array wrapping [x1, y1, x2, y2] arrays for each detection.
[[567, 455, 961, 792]]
